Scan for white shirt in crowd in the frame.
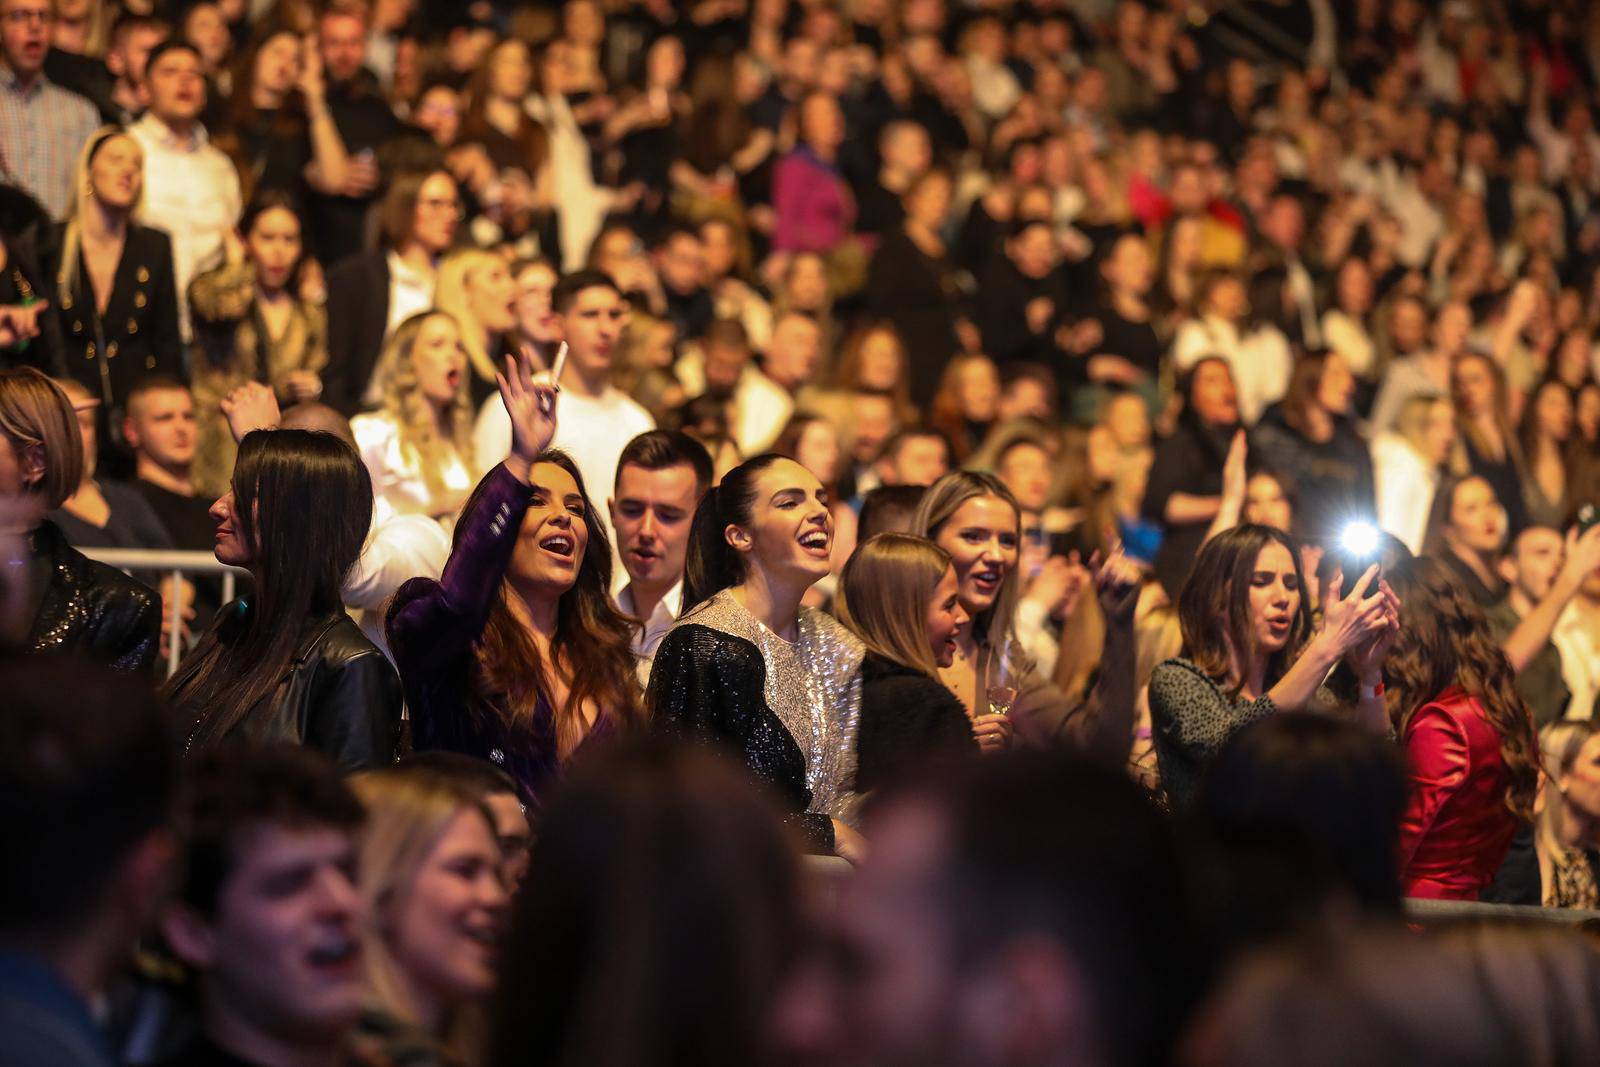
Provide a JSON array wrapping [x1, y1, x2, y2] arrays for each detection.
[[1370, 432, 1441, 556], [1170, 314, 1292, 426], [360, 251, 438, 408], [351, 411, 474, 521], [128, 114, 242, 341], [1553, 603, 1600, 722], [344, 498, 452, 663], [614, 579, 682, 689]]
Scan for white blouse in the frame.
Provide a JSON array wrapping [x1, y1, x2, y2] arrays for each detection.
[[351, 412, 474, 522]]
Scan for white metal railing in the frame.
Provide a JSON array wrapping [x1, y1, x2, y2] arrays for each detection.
[[80, 548, 248, 676]]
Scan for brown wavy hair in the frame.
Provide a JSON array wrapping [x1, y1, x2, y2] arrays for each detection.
[[457, 450, 645, 758], [1381, 556, 1537, 821], [1176, 524, 1313, 695]]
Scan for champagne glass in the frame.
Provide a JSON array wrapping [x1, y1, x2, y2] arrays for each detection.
[[985, 638, 1022, 718]]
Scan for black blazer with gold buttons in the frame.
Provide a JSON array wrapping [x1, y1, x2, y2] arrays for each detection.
[[45, 221, 185, 406]]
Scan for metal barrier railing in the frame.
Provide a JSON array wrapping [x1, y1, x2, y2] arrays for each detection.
[[80, 548, 249, 677]]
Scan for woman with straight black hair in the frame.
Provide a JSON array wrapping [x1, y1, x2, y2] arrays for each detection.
[[647, 453, 866, 860], [164, 428, 403, 769], [1149, 524, 1397, 808], [387, 350, 645, 810]]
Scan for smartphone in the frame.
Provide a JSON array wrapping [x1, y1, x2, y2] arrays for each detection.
[[1580, 503, 1599, 535]]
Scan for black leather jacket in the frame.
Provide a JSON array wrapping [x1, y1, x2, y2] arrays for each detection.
[[25, 520, 159, 670], [172, 602, 404, 771]]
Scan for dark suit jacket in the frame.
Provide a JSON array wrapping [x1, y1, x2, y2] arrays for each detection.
[[42, 222, 185, 404], [323, 250, 391, 415]]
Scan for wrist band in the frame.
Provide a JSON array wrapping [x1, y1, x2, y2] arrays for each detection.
[[1360, 680, 1385, 700]]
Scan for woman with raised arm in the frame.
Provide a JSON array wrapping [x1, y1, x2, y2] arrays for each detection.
[[1149, 524, 1398, 809], [646, 453, 867, 860], [387, 350, 644, 810]]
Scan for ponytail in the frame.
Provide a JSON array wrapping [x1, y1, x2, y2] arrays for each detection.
[[682, 453, 786, 612]]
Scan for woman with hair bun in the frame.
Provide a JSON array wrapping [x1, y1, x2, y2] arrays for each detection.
[[1382, 556, 1540, 900], [646, 453, 866, 860]]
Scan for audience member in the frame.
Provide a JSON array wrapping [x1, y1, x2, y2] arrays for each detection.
[[49, 377, 170, 550], [649, 454, 866, 860], [122, 378, 212, 549], [352, 309, 474, 521], [0, 655, 177, 1067], [1372, 393, 1455, 554], [0, 0, 101, 218], [610, 429, 711, 688], [128, 38, 243, 340], [0, 367, 157, 666], [156, 744, 366, 1067], [164, 427, 402, 769], [433, 247, 518, 408], [347, 763, 509, 1066], [189, 193, 326, 496], [1534, 719, 1600, 909], [1150, 524, 1395, 808], [388, 353, 643, 809]]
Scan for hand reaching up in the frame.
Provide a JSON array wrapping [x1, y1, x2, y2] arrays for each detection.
[[221, 382, 281, 443], [1316, 564, 1390, 658], [1093, 545, 1144, 624], [498, 345, 559, 474]]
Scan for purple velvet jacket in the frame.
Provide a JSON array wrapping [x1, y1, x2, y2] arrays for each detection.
[[386, 464, 612, 809]]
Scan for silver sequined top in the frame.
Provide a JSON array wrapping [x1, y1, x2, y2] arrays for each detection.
[[682, 590, 865, 822]]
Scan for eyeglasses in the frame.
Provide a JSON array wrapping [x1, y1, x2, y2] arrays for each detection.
[[2, 9, 53, 26]]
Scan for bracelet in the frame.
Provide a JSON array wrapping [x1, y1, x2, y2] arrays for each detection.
[[1360, 680, 1385, 700]]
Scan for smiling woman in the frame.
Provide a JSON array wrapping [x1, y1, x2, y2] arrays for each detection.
[[386, 349, 645, 810], [648, 453, 867, 860]]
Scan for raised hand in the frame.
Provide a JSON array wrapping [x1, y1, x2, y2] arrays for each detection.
[[1221, 430, 1248, 504], [1093, 545, 1144, 624], [221, 382, 281, 443], [1345, 579, 1401, 683], [497, 344, 559, 467], [1317, 564, 1389, 657]]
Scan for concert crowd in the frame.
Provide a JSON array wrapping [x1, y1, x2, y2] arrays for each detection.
[[4, 1, 1600, 1065]]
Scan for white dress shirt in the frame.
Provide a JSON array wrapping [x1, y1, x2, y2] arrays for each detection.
[[1370, 433, 1440, 556], [615, 579, 683, 688], [1553, 604, 1600, 722], [344, 497, 452, 662], [129, 114, 242, 341], [351, 411, 474, 521]]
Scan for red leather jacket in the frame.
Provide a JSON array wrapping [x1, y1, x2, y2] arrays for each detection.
[[1398, 687, 1518, 900]]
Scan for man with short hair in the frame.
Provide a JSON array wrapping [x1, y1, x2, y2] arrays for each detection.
[[1488, 525, 1590, 728], [100, 13, 165, 122], [855, 119, 931, 237], [122, 378, 211, 550], [0, 0, 101, 218], [732, 310, 822, 456], [609, 430, 713, 686], [773, 753, 1196, 1067], [0, 656, 178, 1067], [876, 429, 951, 489], [128, 38, 242, 341], [474, 270, 655, 553], [653, 227, 713, 343], [157, 744, 366, 1067]]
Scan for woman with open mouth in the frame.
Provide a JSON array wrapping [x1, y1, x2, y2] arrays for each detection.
[[647, 453, 868, 862], [352, 309, 478, 524], [387, 348, 645, 810]]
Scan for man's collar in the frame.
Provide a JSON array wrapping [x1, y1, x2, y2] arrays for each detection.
[[0, 62, 42, 95], [133, 113, 208, 150]]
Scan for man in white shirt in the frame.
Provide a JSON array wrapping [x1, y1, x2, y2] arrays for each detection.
[[733, 309, 823, 455], [475, 270, 653, 553], [128, 39, 242, 343], [1554, 558, 1600, 721], [608, 430, 712, 687]]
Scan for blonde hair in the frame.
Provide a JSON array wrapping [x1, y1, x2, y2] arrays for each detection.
[[912, 470, 1022, 650], [56, 128, 145, 306], [1536, 720, 1600, 858], [348, 767, 498, 1058], [0, 368, 84, 508], [373, 310, 474, 504], [434, 249, 508, 388], [837, 533, 952, 678]]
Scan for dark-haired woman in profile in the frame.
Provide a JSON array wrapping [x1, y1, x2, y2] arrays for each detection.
[[1149, 524, 1397, 808], [491, 738, 802, 1067], [1381, 556, 1540, 900], [163, 428, 403, 769], [646, 453, 867, 860], [387, 351, 644, 810]]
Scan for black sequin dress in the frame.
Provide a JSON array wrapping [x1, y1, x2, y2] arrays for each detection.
[[646, 590, 864, 854]]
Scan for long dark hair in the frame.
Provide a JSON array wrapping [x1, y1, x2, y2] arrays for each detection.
[[1177, 524, 1313, 694], [166, 430, 372, 748], [458, 450, 644, 756], [490, 737, 801, 1067], [1381, 556, 1538, 822], [682, 453, 786, 611]]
